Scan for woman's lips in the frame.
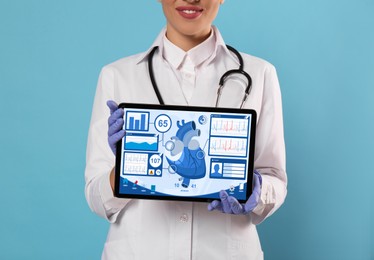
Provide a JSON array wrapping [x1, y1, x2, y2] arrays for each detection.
[[176, 6, 203, 19]]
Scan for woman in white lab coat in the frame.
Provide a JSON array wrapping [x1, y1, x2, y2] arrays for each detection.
[[85, 0, 287, 259]]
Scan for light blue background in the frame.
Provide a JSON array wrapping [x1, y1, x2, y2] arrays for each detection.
[[0, 0, 373, 259]]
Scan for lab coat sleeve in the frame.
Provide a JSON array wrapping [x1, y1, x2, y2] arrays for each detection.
[[251, 64, 288, 225], [85, 66, 130, 223]]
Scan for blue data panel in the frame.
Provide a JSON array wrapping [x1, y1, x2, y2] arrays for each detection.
[[209, 158, 246, 180], [125, 111, 150, 131], [124, 133, 158, 151]]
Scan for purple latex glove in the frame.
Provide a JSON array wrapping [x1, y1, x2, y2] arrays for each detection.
[[107, 100, 125, 154], [207, 171, 262, 215]]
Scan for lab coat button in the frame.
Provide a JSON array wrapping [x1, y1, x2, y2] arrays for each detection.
[[180, 214, 188, 222]]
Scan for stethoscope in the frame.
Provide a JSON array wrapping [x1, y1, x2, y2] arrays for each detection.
[[148, 45, 252, 108]]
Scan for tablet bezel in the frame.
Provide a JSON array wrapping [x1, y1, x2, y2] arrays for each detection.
[[114, 103, 256, 203]]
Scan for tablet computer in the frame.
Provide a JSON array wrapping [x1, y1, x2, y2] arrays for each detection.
[[114, 103, 256, 203]]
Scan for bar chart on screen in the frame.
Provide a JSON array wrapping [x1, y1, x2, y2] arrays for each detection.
[[125, 111, 150, 131]]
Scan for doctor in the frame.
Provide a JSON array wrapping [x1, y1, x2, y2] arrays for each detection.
[[85, 0, 287, 259]]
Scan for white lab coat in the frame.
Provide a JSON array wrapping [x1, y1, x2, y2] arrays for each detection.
[[85, 27, 287, 260]]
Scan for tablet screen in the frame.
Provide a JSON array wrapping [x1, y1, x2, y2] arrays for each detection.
[[115, 103, 256, 203]]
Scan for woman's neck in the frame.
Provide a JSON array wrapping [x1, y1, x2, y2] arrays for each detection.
[[165, 26, 212, 51]]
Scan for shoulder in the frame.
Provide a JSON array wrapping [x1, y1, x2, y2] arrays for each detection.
[[101, 52, 147, 73], [240, 52, 276, 72], [235, 52, 279, 82]]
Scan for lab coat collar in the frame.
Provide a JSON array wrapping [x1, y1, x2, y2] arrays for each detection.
[[136, 27, 166, 64], [162, 35, 188, 69], [162, 29, 215, 69], [211, 26, 240, 66], [136, 26, 239, 67]]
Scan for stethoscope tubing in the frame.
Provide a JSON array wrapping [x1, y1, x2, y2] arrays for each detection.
[[148, 45, 252, 108], [148, 46, 165, 105]]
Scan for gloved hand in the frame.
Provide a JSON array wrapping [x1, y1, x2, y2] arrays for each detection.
[[207, 171, 262, 215], [107, 100, 125, 155]]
